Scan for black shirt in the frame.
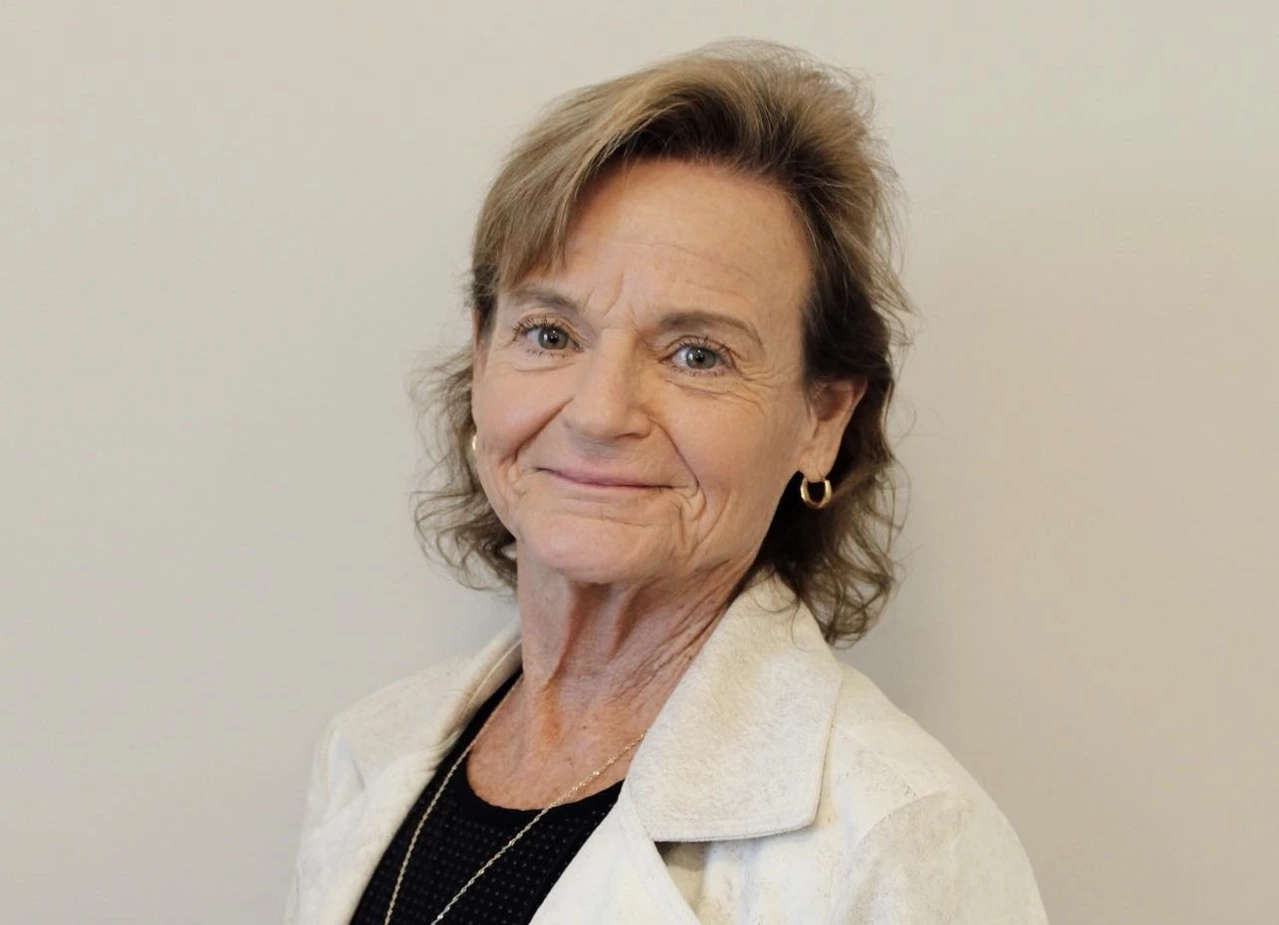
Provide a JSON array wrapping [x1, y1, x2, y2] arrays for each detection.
[[349, 675, 623, 925]]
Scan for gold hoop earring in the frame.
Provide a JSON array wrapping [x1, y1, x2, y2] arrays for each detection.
[[799, 476, 832, 510], [469, 433, 477, 454]]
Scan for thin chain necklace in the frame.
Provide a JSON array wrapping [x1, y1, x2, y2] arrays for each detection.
[[382, 678, 645, 925]]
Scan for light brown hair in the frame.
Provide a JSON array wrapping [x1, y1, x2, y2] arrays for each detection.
[[413, 40, 911, 644]]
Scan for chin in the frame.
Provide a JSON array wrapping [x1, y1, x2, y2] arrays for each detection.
[[518, 516, 666, 586]]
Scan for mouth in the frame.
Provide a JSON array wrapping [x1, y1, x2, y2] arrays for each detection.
[[539, 467, 663, 490]]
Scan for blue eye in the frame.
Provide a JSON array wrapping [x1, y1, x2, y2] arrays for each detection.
[[524, 324, 573, 351], [674, 343, 722, 370]]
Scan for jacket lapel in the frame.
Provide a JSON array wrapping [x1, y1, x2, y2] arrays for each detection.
[[625, 578, 843, 842], [530, 789, 703, 925]]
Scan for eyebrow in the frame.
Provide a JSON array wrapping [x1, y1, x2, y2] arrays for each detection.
[[506, 283, 581, 317], [656, 309, 763, 348], [506, 283, 764, 348]]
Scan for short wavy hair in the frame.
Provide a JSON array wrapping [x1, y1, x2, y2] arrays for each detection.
[[413, 40, 911, 645]]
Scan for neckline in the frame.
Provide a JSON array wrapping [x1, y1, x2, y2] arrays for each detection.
[[445, 670, 626, 825], [453, 757, 624, 824]]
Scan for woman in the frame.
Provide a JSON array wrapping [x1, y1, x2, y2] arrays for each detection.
[[286, 41, 1049, 925]]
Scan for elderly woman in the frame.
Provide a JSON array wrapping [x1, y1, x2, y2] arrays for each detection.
[[286, 42, 1048, 925]]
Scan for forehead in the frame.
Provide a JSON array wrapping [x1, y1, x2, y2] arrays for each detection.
[[523, 160, 812, 329]]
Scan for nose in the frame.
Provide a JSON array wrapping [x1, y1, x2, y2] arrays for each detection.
[[560, 336, 651, 443]]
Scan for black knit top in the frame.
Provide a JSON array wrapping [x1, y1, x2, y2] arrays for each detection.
[[349, 675, 623, 925]]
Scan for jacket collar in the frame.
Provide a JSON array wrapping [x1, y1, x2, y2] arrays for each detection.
[[454, 578, 843, 843]]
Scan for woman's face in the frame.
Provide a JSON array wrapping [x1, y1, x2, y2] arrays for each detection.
[[471, 159, 861, 589]]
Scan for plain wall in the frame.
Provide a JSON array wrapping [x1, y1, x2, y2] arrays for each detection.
[[2, 2, 1275, 923]]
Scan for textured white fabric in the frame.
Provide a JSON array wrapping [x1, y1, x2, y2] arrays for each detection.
[[284, 580, 1050, 924]]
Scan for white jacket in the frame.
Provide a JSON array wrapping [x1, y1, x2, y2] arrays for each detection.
[[285, 580, 1049, 924]]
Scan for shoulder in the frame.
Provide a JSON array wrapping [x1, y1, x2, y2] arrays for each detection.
[[816, 663, 1048, 921], [294, 655, 470, 833], [328, 653, 473, 765], [302, 624, 520, 822], [827, 662, 984, 809], [823, 660, 1008, 835], [332, 621, 520, 771]]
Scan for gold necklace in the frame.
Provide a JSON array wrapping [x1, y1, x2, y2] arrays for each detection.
[[382, 680, 645, 925]]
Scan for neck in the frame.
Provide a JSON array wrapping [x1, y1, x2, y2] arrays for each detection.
[[462, 554, 754, 808], [511, 554, 746, 744]]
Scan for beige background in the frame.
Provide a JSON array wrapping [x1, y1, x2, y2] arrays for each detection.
[[2, 2, 1275, 923]]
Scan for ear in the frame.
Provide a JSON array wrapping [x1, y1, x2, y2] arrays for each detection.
[[800, 377, 867, 479]]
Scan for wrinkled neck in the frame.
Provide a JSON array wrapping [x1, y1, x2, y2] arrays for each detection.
[[510, 552, 746, 739]]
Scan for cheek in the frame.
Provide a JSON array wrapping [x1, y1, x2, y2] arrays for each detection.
[[472, 363, 563, 458], [674, 395, 808, 509]]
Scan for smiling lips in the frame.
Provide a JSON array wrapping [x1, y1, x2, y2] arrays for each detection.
[[541, 467, 664, 490]]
